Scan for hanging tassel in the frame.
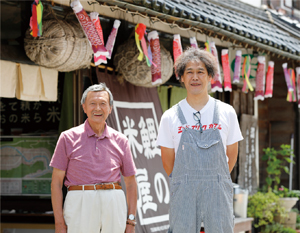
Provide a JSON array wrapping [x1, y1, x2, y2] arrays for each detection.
[[221, 49, 232, 92], [287, 69, 296, 102], [30, 0, 43, 37], [135, 23, 150, 66], [36, 0, 43, 36], [135, 23, 146, 61], [283, 63, 291, 101], [282, 63, 293, 91], [90, 12, 107, 65], [71, 0, 108, 57], [291, 68, 297, 102], [233, 50, 242, 84], [205, 41, 211, 53], [141, 32, 151, 67], [31, 2, 38, 37], [105, 20, 121, 59], [147, 37, 153, 66], [190, 37, 198, 49], [254, 56, 266, 100], [264, 61, 274, 98], [242, 55, 253, 93], [210, 42, 223, 92], [296, 67, 300, 108], [149, 31, 162, 85]]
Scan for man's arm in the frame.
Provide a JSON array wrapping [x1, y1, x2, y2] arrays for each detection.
[[226, 142, 239, 173], [161, 146, 175, 176], [124, 175, 137, 233], [51, 167, 67, 233]]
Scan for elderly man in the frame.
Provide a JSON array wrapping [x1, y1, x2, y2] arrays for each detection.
[[50, 83, 137, 233], [157, 48, 243, 233]]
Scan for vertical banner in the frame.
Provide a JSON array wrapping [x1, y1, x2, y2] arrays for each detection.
[[96, 69, 169, 233], [238, 114, 258, 195]]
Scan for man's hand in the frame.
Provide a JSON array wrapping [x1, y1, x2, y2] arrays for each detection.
[[125, 224, 135, 233], [55, 222, 67, 233], [161, 147, 175, 176], [227, 142, 239, 173], [123, 175, 137, 233]]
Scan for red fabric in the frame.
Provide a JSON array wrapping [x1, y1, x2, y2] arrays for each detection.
[[31, 4, 38, 37], [75, 9, 107, 54], [92, 15, 107, 64], [150, 37, 161, 84], [135, 23, 146, 40]]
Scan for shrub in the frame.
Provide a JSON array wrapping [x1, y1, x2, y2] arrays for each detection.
[[248, 191, 287, 228]]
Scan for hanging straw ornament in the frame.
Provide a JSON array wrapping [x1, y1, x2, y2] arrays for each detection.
[[241, 55, 253, 93], [113, 38, 173, 87], [264, 61, 274, 98], [105, 20, 121, 59], [148, 31, 162, 85], [30, 0, 43, 37], [190, 37, 198, 49], [71, 0, 108, 57], [210, 42, 223, 92], [233, 50, 242, 83], [254, 56, 266, 100], [221, 49, 232, 92], [296, 67, 300, 108], [90, 12, 107, 65]]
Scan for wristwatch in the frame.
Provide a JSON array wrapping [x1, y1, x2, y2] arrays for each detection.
[[128, 214, 135, 221]]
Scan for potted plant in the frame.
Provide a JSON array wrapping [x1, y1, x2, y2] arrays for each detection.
[[273, 186, 300, 212], [247, 191, 287, 232]]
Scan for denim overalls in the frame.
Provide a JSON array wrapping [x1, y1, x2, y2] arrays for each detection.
[[168, 100, 234, 233]]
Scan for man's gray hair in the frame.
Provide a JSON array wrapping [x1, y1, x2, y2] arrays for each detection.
[[174, 47, 218, 86], [81, 83, 113, 106]]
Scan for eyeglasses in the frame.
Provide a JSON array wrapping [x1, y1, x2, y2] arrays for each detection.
[[193, 111, 203, 133]]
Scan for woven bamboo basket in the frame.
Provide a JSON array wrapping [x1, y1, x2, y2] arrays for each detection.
[[114, 39, 173, 87], [24, 18, 93, 72]]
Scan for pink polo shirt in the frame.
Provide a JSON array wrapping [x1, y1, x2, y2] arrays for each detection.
[[50, 120, 136, 187]]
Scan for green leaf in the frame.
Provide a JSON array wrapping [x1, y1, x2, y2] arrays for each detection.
[[266, 177, 272, 186], [285, 158, 292, 163], [283, 166, 289, 174]]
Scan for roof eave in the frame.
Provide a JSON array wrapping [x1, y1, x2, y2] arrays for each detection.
[[97, 0, 300, 61]]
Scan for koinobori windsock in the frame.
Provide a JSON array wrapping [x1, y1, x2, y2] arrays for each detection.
[[264, 61, 274, 98], [71, 0, 108, 57], [221, 49, 232, 92], [254, 56, 266, 100], [148, 31, 162, 85]]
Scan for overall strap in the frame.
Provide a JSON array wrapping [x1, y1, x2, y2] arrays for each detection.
[[174, 104, 187, 125], [212, 100, 220, 124]]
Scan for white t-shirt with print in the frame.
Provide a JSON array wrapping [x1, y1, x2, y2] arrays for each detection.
[[156, 96, 243, 160]]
